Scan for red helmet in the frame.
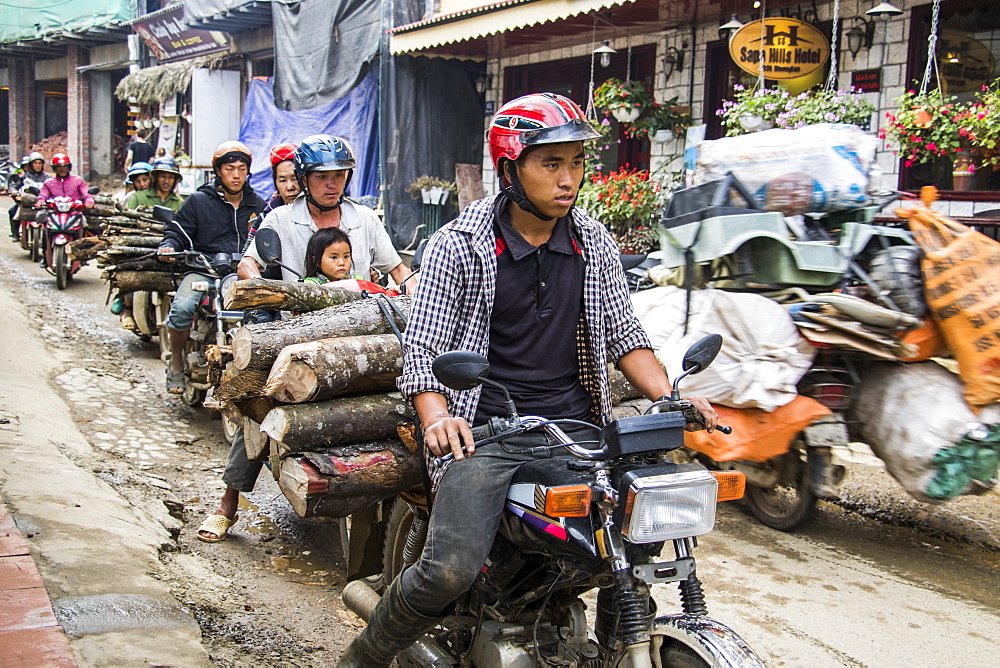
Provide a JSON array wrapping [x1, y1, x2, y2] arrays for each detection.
[[51, 153, 71, 166], [269, 143, 297, 167], [212, 140, 252, 170], [488, 93, 600, 174]]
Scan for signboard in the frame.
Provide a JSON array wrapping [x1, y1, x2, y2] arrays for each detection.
[[851, 69, 881, 93], [729, 18, 830, 80], [133, 6, 230, 64]]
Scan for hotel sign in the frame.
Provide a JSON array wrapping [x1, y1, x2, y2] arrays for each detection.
[[729, 18, 830, 80]]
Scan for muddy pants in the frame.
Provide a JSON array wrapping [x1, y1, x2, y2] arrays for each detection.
[[222, 428, 263, 492], [398, 425, 592, 616]]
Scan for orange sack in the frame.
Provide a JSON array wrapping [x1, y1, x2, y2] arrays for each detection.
[[684, 396, 831, 463], [900, 206, 1000, 407]]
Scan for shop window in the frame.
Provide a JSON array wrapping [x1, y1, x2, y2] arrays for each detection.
[[901, 0, 1000, 193], [503, 46, 655, 172]]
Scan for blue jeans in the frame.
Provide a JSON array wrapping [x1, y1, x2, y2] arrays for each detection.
[[166, 272, 212, 331], [398, 424, 593, 616]]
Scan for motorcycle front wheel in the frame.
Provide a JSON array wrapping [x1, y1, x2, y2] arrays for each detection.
[[744, 446, 816, 531], [54, 245, 69, 290]]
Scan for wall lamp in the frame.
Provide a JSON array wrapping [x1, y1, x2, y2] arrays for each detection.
[[662, 43, 686, 78], [593, 41, 617, 68], [719, 14, 744, 41], [845, 17, 876, 58]]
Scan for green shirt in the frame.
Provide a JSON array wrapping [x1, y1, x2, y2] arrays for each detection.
[[126, 189, 184, 212]]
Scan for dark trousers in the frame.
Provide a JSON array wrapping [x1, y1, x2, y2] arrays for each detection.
[[9, 205, 19, 237], [399, 424, 593, 616]]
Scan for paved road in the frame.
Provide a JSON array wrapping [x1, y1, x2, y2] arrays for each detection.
[[1, 205, 999, 666]]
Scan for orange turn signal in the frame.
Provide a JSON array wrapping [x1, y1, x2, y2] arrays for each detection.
[[712, 471, 746, 501], [544, 484, 591, 517]]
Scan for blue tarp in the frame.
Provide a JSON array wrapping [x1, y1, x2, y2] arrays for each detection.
[[238, 73, 379, 201]]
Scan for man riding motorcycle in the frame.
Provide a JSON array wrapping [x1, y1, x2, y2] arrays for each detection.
[[35, 154, 93, 267], [157, 140, 264, 395], [128, 156, 184, 211], [339, 93, 718, 666], [8, 152, 48, 240], [239, 134, 414, 293]]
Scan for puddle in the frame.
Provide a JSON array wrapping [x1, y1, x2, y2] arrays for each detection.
[[53, 593, 194, 636]]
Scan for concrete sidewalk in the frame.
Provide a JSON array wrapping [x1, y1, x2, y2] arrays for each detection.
[[0, 282, 210, 666]]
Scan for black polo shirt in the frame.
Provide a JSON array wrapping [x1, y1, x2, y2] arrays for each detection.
[[474, 206, 593, 424]]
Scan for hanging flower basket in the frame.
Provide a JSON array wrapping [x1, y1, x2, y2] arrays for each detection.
[[611, 106, 642, 123], [879, 89, 966, 167], [594, 78, 654, 123]]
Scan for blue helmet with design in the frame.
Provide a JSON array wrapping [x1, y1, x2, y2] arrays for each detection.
[[125, 161, 153, 184], [293, 135, 356, 211]]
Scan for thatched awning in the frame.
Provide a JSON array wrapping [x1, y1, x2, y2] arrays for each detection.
[[115, 52, 234, 105]]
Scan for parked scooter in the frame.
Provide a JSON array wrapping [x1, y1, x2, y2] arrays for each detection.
[[152, 205, 246, 429], [342, 336, 763, 667]]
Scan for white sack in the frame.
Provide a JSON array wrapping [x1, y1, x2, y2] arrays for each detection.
[[695, 123, 878, 215], [850, 361, 1000, 503], [631, 286, 815, 411]]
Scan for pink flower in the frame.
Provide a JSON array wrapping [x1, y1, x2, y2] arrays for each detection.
[[926, 142, 937, 151], [904, 160, 914, 167]]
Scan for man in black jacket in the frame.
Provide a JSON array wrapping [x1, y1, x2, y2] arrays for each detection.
[[157, 141, 264, 394]]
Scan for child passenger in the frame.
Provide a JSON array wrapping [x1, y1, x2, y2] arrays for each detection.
[[302, 226, 362, 284]]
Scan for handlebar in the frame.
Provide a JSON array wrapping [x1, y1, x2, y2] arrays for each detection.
[[644, 400, 732, 435]]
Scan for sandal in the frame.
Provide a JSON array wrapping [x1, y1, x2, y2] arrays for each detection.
[[165, 369, 186, 395], [197, 513, 239, 543], [120, 314, 138, 331]]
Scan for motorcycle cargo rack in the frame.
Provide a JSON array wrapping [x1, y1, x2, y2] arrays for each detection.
[[661, 172, 762, 229]]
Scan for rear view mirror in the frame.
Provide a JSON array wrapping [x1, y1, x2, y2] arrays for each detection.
[[432, 351, 490, 391], [410, 238, 429, 272], [152, 205, 174, 224], [25, 186, 40, 196], [682, 334, 723, 375], [255, 227, 282, 265], [88, 186, 100, 195]]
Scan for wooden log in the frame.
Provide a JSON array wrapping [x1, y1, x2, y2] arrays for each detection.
[[223, 277, 364, 311], [106, 235, 162, 248], [67, 238, 107, 261], [106, 245, 159, 256], [260, 393, 413, 451], [276, 440, 423, 518], [263, 334, 402, 403], [213, 367, 271, 404], [231, 297, 411, 371], [244, 417, 271, 461], [99, 258, 167, 272], [235, 396, 275, 424], [106, 271, 181, 293], [89, 204, 118, 218]]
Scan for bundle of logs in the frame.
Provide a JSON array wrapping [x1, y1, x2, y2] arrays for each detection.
[[61, 198, 181, 294], [207, 278, 649, 519]]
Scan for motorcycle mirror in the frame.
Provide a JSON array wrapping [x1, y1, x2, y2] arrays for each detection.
[[255, 227, 282, 265], [682, 333, 723, 375], [25, 186, 39, 196], [432, 351, 490, 391], [410, 238, 429, 272], [152, 205, 174, 224], [87, 186, 100, 195], [619, 253, 648, 271]]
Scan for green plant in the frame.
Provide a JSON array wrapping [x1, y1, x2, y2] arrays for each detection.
[[593, 78, 654, 115], [776, 88, 875, 129], [624, 98, 692, 140], [716, 85, 791, 136], [576, 167, 662, 254], [960, 80, 1000, 170], [405, 174, 458, 200], [878, 89, 967, 167]]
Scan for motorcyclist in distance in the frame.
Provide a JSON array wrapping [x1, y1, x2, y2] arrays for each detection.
[[37, 154, 93, 210], [9, 153, 48, 239]]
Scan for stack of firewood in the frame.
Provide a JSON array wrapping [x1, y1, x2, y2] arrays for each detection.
[[209, 280, 647, 518]]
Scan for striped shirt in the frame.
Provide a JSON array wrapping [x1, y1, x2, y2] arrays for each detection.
[[398, 194, 652, 481]]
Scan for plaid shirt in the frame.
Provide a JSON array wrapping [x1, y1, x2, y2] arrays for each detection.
[[399, 194, 651, 478]]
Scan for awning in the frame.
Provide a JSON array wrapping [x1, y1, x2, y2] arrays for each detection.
[[389, 0, 636, 57], [114, 52, 234, 105], [0, 0, 134, 44]]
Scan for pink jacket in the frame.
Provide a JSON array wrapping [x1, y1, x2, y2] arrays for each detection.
[[39, 175, 94, 207]]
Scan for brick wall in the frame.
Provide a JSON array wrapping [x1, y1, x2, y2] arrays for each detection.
[[66, 46, 91, 178], [7, 59, 36, 160]]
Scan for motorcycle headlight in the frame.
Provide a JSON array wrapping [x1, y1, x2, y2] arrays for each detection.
[[220, 273, 238, 297], [56, 200, 72, 213], [621, 469, 717, 543]]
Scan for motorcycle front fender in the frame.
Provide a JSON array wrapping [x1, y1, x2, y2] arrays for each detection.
[[652, 614, 765, 667], [52, 235, 71, 246]]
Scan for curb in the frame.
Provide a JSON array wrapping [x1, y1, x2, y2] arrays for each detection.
[[0, 500, 76, 667]]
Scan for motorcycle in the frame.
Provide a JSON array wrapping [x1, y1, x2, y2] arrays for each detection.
[[14, 185, 47, 262], [152, 205, 246, 436], [341, 335, 763, 667], [41, 195, 90, 289]]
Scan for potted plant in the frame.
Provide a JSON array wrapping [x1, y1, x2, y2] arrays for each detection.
[[878, 89, 967, 168], [716, 85, 791, 136], [960, 79, 1000, 172], [406, 175, 457, 205], [575, 167, 663, 254], [774, 88, 876, 130], [594, 77, 654, 123], [625, 98, 693, 142]]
